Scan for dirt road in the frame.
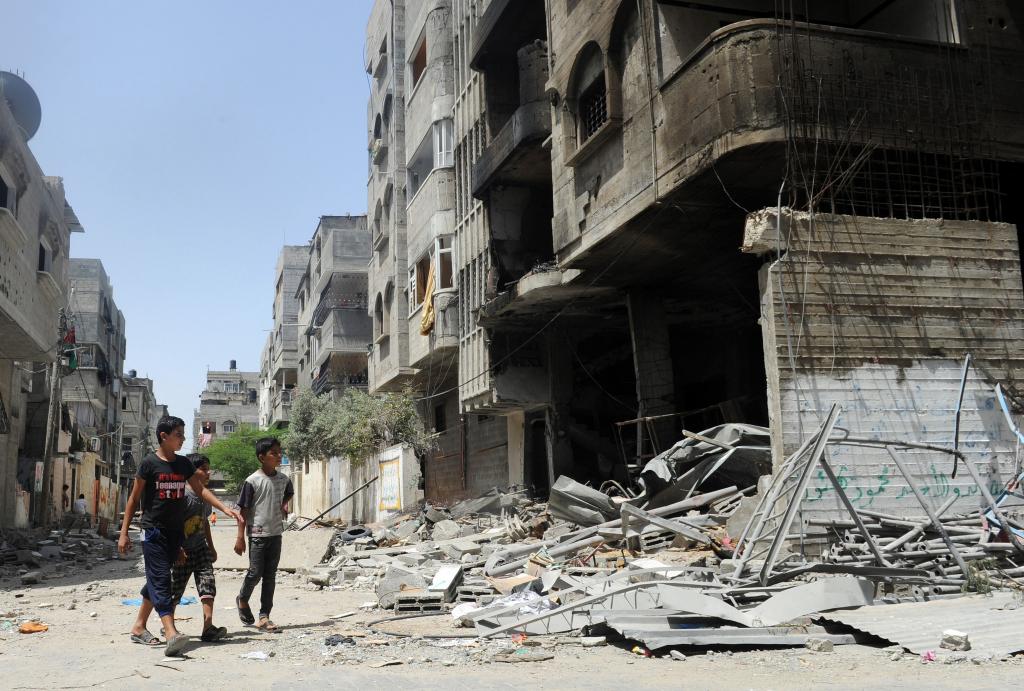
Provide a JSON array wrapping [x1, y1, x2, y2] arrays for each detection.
[[1, 536, 1021, 690]]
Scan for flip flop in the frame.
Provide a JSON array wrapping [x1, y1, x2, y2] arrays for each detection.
[[255, 618, 279, 632], [164, 633, 189, 657], [236, 596, 255, 626], [200, 625, 228, 642], [129, 630, 161, 646]]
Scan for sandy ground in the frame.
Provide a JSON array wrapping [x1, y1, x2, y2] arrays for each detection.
[[1, 527, 1022, 690]]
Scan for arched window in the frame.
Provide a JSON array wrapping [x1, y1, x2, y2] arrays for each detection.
[[572, 43, 607, 144], [374, 293, 384, 339], [383, 282, 393, 336], [222, 421, 236, 434]]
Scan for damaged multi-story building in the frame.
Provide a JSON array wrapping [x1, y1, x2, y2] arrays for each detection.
[[370, 0, 1024, 516], [0, 71, 83, 526]]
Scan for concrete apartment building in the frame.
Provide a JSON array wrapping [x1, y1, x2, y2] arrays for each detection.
[[63, 258, 126, 458], [294, 215, 372, 398], [194, 362, 260, 448], [0, 72, 83, 525], [120, 370, 156, 467], [259, 245, 308, 429], [367, 0, 509, 502]]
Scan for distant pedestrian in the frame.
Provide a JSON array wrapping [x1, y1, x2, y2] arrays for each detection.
[[170, 453, 227, 642], [73, 494, 87, 515], [62, 484, 70, 512], [235, 437, 293, 632], [117, 415, 242, 657]]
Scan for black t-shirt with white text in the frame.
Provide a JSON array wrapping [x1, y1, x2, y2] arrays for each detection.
[[136, 452, 195, 533]]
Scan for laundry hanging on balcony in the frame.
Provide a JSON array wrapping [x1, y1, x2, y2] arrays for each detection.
[[419, 259, 436, 336]]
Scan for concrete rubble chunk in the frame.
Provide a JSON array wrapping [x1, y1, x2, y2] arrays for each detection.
[[394, 520, 421, 540], [423, 506, 448, 524], [805, 638, 834, 653], [432, 520, 462, 541], [428, 564, 464, 602], [377, 566, 428, 609], [20, 571, 40, 585], [580, 636, 606, 647], [669, 650, 687, 661], [940, 629, 971, 652]]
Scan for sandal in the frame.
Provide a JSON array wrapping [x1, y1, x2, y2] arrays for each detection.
[[255, 618, 279, 632], [164, 632, 189, 657], [129, 630, 161, 646], [236, 596, 255, 626], [200, 625, 228, 642]]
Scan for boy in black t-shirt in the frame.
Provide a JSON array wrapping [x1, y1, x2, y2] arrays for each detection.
[[117, 415, 241, 657]]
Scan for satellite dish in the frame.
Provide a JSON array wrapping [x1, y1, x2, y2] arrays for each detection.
[[0, 71, 42, 141]]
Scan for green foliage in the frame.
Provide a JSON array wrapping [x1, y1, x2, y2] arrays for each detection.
[[284, 387, 433, 466], [203, 425, 287, 492]]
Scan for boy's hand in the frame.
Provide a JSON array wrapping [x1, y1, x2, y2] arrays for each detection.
[[234, 536, 245, 556], [225, 508, 243, 524], [117, 533, 131, 554], [174, 547, 187, 566]]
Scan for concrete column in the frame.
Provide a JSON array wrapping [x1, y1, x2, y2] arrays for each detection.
[[627, 290, 676, 447], [545, 330, 574, 484], [506, 411, 525, 487]]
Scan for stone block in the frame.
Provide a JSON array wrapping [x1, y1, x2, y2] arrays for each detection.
[[376, 566, 428, 609], [805, 638, 834, 653], [940, 629, 971, 652]]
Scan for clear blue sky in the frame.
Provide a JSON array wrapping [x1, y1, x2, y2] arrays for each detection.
[[3, 1, 373, 448]]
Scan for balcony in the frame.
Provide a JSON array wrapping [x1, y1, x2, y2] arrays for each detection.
[[471, 101, 551, 199], [0, 207, 27, 246], [312, 294, 369, 329], [312, 370, 368, 396], [408, 288, 459, 370], [0, 229, 59, 358], [270, 388, 293, 426], [478, 267, 618, 328], [312, 308, 373, 370]]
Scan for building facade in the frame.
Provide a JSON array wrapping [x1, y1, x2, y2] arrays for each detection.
[[194, 361, 260, 448], [0, 74, 83, 525], [260, 245, 308, 429], [121, 370, 156, 467], [295, 215, 372, 398]]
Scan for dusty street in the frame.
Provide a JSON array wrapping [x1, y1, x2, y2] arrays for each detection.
[[0, 527, 1019, 690]]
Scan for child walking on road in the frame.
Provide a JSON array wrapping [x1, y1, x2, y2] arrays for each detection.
[[170, 453, 227, 641], [118, 415, 241, 657], [235, 437, 293, 632]]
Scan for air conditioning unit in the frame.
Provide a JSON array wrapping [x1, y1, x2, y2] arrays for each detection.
[[89, 436, 101, 452]]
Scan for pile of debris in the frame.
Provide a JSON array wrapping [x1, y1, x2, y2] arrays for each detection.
[[307, 404, 1024, 661], [1, 526, 120, 586]]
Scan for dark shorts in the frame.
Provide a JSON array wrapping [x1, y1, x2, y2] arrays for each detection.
[[139, 526, 183, 618], [171, 542, 216, 602]]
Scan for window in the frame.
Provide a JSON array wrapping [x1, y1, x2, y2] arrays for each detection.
[[121, 396, 127, 411], [435, 404, 446, 433], [38, 238, 52, 273], [433, 119, 454, 168], [0, 171, 13, 215], [374, 294, 384, 339], [222, 421, 236, 434], [223, 381, 240, 394], [578, 74, 608, 143], [436, 237, 453, 290], [411, 35, 427, 87], [408, 255, 430, 314]]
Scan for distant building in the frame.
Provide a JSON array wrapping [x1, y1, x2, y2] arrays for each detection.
[[193, 361, 260, 449], [261, 245, 308, 428], [120, 370, 156, 470]]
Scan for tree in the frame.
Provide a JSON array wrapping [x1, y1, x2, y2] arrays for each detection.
[[202, 425, 287, 492], [284, 387, 433, 466]]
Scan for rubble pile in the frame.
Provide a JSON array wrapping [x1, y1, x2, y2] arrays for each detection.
[[305, 405, 1024, 661], [0, 526, 119, 585]]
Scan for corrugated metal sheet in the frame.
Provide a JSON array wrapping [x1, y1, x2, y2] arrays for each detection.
[[819, 592, 1024, 657]]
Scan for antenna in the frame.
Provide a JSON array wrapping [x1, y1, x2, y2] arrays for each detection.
[[0, 71, 42, 141]]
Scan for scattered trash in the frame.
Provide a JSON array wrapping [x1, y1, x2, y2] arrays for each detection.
[[240, 651, 273, 661], [368, 659, 403, 668], [18, 621, 48, 634], [921, 651, 937, 663], [325, 634, 356, 646]]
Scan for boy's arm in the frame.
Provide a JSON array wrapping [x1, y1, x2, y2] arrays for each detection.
[[282, 478, 294, 515], [118, 477, 145, 554], [204, 518, 217, 561], [234, 481, 254, 555], [188, 475, 242, 523]]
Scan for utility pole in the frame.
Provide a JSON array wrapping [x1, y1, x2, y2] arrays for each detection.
[[36, 310, 68, 528], [114, 419, 124, 520], [35, 359, 61, 528]]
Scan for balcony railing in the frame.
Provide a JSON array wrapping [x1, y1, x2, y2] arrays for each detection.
[[312, 295, 369, 328], [312, 371, 369, 395]]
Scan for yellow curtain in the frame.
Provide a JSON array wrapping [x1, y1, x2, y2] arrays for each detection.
[[419, 260, 436, 335]]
